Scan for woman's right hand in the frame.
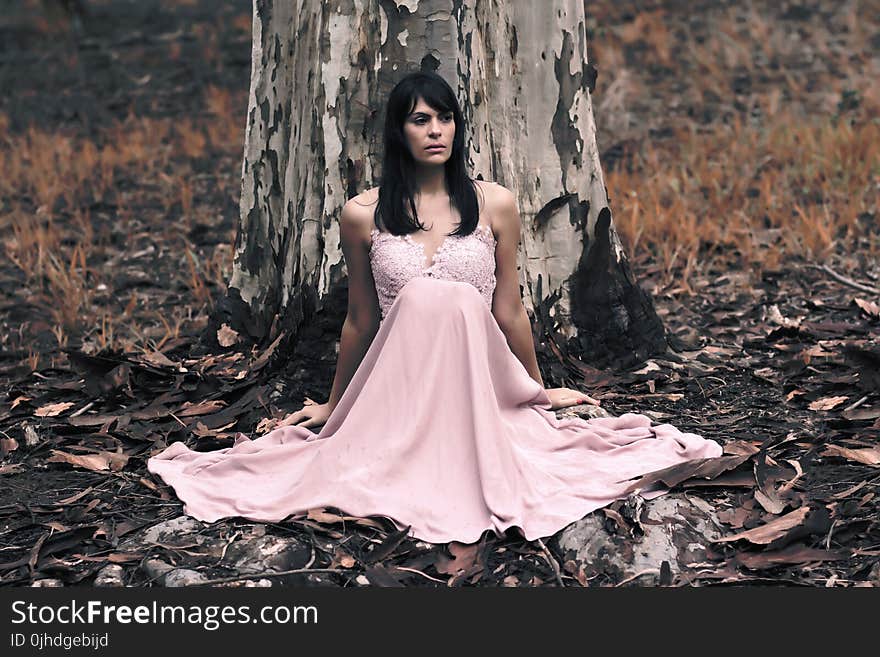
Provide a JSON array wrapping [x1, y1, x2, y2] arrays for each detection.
[[271, 396, 333, 430]]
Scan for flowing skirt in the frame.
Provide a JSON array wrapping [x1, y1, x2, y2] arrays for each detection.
[[148, 276, 723, 544]]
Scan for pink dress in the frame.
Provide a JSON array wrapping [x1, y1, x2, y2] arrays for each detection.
[[147, 222, 723, 543]]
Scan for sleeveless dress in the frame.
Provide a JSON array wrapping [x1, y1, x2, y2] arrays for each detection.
[[147, 222, 723, 544]]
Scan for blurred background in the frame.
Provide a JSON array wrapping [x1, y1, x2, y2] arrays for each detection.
[[0, 0, 877, 365]]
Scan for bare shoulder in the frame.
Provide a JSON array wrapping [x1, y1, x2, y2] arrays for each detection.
[[473, 180, 516, 234], [346, 186, 379, 216], [341, 187, 380, 245]]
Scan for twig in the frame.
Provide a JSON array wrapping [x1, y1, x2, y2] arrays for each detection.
[[843, 395, 869, 412], [614, 568, 660, 587], [803, 263, 880, 295], [534, 538, 565, 587], [825, 519, 838, 550], [394, 566, 446, 584]]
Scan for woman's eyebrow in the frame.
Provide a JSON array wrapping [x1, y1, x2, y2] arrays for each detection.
[[409, 110, 452, 118]]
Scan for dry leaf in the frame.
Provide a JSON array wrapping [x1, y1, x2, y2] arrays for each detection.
[[47, 450, 129, 472], [10, 395, 30, 409], [713, 506, 810, 544], [785, 389, 806, 402], [217, 323, 240, 347], [821, 445, 880, 467], [1, 437, 18, 457], [142, 350, 178, 368], [808, 396, 848, 411], [305, 507, 385, 530], [175, 400, 227, 417], [435, 541, 479, 576], [34, 401, 76, 417], [735, 544, 850, 570], [765, 304, 801, 328], [854, 298, 880, 318]]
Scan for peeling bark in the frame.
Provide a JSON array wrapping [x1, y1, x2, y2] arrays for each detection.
[[214, 0, 667, 372]]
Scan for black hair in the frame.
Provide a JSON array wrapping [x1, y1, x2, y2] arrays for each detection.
[[374, 70, 481, 238]]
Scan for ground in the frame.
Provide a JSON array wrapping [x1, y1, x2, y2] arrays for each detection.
[[0, 0, 878, 587]]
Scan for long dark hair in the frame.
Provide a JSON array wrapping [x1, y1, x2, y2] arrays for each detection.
[[374, 70, 480, 238]]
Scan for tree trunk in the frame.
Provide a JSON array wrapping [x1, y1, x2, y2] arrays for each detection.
[[211, 0, 667, 372]]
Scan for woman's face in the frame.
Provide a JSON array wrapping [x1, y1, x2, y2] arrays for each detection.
[[403, 97, 455, 166]]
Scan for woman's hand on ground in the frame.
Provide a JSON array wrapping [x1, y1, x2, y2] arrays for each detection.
[[544, 387, 601, 411], [272, 396, 333, 430]]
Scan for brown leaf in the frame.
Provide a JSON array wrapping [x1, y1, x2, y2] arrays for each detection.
[[329, 547, 357, 569], [821, 445, 880, 467], [754, 488, 788, 514], [141, 350, 178, 369], [722, 440, 761, 457], [842, 406, 880, 421], [0, 437, 18, 457], [621, 454, 752, 494], [713, 506, 810, 544], [854, 297, 880, 318], [785, 389, 806, 402], [305, 507, 386, 530], [217, 323, 240, 347], [55, 486, 95, 505], [0, 464, 24, 475], [175, 400, 227, 417], [809, 396, 849, 411], [435, 541, 479, 576], [34, 401, 76, 417], [734, 544, 850, 570], [47, 449, 129, 472]]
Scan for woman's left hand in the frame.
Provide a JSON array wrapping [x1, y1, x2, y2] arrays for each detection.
[[544, 387, 602, 411]]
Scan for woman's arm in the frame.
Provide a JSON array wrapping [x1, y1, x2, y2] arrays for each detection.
[[275, 197, 380, 429], [327, 197, 382, 410], [488, 184, 545, 388], [327, 317, 378, 410]]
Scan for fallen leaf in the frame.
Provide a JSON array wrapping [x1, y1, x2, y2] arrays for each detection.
[[435, 541, 479, 576], [306, 507, 386, 530], [175, 400, 228, 417], [141, 350, 178, 368], [329, 547, 357, 569], [713, 506, 810, 544], [10, 395, 30, 409], [47, 450, 130, 472], [734, 544, 850, 570], [785, 389, 806, 402], [217, 323, 240, 347], [821, 445, 880, 467], [34, 401, 76, 417], [842, 407, 880, 421], [754, 488, 788, 515], [809, 396, 848, 411], [621, 454, 752, 494], [55, 487, 95, 505], [0, 437, 18, 457], [854, 298, 880, 318]]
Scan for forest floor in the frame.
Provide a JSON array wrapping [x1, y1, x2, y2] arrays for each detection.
[[0, 0, 877, 587]]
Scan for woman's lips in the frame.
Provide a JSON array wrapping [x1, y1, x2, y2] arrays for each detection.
[[426, 145, 445, 151]]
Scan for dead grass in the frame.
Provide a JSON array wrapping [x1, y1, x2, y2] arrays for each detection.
[[594, 1, 879, 293], [0, 87, 242, 359]]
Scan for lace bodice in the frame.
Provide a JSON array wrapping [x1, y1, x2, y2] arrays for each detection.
[[369, 223, 497, 321]]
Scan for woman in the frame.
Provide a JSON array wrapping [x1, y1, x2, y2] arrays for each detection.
[[148, 71, 722, 544]]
